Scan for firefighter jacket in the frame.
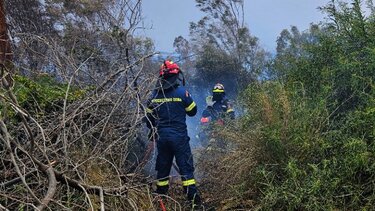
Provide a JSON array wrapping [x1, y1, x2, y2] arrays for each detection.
[[200, 98, 234, 124], [146, 84, 197, 139]]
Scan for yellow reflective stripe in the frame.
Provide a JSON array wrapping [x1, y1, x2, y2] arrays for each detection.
[[213, 89, 224, 93], [182, 179, 196, 186], [151, 98, 182, 103], [157, 180, 169, 186], [185, 102, 196, 112], [227, 108, 234, 113], [146, 108, 153, 113]]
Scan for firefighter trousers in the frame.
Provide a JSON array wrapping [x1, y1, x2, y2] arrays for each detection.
[[155, 136, 199, 200]]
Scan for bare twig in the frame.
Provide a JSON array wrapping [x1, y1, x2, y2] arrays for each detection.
[[0, 120, 41, 205], [0, 169, 37, 188]]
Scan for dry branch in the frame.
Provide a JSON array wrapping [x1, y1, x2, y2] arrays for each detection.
[[0, 1, 160, 210], [0, 170, 37, 188]]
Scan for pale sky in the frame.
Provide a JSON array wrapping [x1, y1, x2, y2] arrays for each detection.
[[141, 0, 331, 53]]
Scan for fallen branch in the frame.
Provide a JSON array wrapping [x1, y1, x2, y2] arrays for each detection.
[[35, 163, 57, 211]]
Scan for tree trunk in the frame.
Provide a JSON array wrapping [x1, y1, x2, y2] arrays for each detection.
[[0, 0, 12, 66]]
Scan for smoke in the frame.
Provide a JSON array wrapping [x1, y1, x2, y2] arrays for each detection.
[[187, 81, 238, 150], [186, 86, 210, 150]]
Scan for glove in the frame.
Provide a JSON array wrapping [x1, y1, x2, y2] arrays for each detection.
[[206, 96, 214, 107]]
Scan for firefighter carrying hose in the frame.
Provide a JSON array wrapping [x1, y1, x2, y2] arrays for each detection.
[[145, 60, 202, 207]]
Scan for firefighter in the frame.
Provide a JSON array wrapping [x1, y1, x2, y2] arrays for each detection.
[[200, 83, 235, 125], [145, 60, 201, 206], [199, 83, 235, 150]]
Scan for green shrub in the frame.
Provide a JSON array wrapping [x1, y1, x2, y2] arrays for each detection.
[[4, 74, 86, 116]]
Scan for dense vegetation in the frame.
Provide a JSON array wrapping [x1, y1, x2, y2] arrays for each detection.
[[1, 0, 374, 210], [253, 1, 375, 209], [1, 0, 159, 210], [197, 0, 375, 209]]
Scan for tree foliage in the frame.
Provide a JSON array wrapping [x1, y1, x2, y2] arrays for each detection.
[[216, 0, 375, 209], [188, 0, 269, 95]]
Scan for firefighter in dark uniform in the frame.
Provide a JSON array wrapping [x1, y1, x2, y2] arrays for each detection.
[[200, 83, 235, 125], [145, 60, 201, 206], [199, 83, 235, 149]]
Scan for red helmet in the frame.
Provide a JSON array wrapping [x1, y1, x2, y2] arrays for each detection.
[[159, 60, 180, 77]]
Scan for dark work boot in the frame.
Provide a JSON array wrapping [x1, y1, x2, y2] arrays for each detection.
[[192, 193, 202, 206], [187, 193, 202, 210], [156, 185, 169, 195]]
